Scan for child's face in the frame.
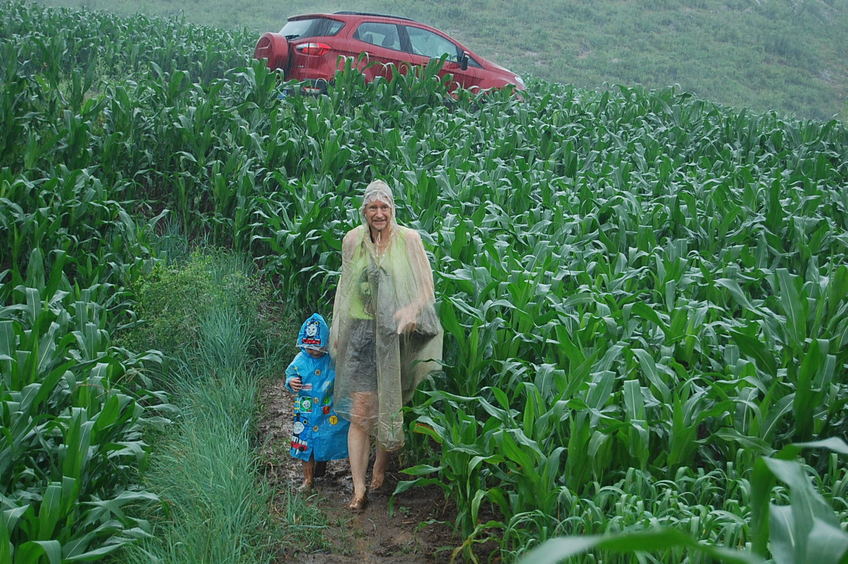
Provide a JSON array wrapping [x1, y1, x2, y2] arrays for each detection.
[[305, 348, 325, 358]]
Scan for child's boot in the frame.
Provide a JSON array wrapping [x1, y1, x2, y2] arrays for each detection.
[[314, 461, 327, 478]]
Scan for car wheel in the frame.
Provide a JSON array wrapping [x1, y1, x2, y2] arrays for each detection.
[[302, 78, 331, 96]]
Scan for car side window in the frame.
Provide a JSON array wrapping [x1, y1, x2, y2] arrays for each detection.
[[354, 22, 401, 51], [403, 26, 460, 60]]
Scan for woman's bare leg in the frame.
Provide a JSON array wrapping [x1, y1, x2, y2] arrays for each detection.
[[348, 421, 370, 505], [370, 445, 388, 490], [347, 392, 375, 509]]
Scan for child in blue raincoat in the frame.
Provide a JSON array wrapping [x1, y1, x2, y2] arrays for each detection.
[[285, 313, 349, 490]]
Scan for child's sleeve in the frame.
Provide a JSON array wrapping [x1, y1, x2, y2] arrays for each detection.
[[283, 359, 300, 393]]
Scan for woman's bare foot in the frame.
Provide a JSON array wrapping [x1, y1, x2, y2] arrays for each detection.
[[369, 473, 385, 491], [370, 446, 388, 491], [348, 493, 368, 511]]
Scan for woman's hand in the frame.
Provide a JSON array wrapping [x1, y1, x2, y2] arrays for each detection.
[[288, 376, 303, 392], [394, 305, 418, 334]]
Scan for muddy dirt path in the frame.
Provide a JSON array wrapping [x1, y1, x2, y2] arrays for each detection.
[[257, 377, 460, 563]]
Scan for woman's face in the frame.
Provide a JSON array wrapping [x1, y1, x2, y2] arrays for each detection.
[[364, 199, 392, 234]]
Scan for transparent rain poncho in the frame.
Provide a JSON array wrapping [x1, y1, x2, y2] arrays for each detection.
[[331, 180, 443, 451]]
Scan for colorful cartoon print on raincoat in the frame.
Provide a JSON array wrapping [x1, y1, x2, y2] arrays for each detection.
[[285, 313, 349, 462]]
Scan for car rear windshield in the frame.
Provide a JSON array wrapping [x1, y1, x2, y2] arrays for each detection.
[[280, 18, 344, 39]]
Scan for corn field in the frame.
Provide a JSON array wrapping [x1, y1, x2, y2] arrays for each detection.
[[2, 1, 847, 561]]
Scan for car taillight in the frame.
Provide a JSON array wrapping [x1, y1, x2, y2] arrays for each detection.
[[295, 42, 331, 56]]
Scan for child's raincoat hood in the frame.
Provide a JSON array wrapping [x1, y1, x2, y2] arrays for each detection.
[[297, 313, 329, 351]]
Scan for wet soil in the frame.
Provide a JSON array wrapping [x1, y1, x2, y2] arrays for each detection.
[[257, 377, 461, 563]]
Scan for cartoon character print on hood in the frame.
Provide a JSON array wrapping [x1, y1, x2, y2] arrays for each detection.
[[297, 312, 329, 351]]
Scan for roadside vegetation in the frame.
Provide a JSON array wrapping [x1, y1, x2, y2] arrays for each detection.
[[120, 249, 319, 563], [2, 1, 848, 562], [35, 0, 848, 121]]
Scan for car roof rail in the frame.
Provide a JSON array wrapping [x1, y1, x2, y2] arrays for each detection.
[[333, 10, 415, 21]]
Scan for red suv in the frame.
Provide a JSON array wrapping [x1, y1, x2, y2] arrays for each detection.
[[254, 11, 525, 94]]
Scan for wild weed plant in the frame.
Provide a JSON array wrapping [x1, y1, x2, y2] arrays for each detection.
[[127, 302, 273, 564]]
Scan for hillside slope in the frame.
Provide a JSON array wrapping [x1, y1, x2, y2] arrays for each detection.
[[35, 0, 848, 120]]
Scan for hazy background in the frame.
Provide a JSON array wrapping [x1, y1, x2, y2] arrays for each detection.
[[35, 0, 848, 120]]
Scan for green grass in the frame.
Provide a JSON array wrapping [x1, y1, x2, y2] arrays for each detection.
[[33, 0, 848, 120], [123, 251, 325, 563], [121, 249, 266, 369], [127, 308, 272, 563]]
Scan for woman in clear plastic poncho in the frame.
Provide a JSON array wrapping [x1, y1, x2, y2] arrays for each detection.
[[331, 180, 443, 511]]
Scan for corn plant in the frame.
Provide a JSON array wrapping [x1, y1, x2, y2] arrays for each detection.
[[1, 257, 173, 560], [518, 440, 848, 563]]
